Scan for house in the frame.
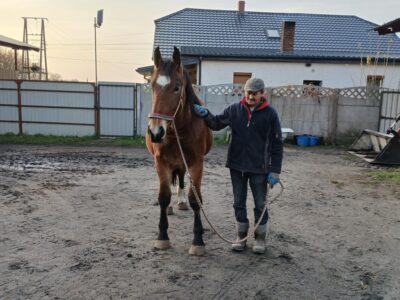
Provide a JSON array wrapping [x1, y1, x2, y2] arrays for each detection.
[[136, 1, 400, 89]]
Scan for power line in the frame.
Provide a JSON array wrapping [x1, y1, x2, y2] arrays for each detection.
[[47, 55, 150, 66], [48, 42, 153, 46]]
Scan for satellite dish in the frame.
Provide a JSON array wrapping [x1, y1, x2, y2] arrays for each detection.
[[97, 9, 103, 27]]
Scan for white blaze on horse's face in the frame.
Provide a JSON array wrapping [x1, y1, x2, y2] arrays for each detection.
[[156, 75, 171, 87]]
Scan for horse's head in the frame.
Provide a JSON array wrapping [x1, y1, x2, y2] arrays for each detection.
[[148, 46, 186, 143]]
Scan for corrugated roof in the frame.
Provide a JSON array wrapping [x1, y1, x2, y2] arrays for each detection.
[[0, 34, 39, 51], [153, 8, 400, 60]]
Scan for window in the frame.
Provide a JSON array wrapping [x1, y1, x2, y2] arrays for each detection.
[[186, 64, 197, 84], [266, 29, 280, 38], [303, 80, 322, 86], [367, 75, 384, 88], [303, 80, 322, 98], [233, 72, 252, 84]]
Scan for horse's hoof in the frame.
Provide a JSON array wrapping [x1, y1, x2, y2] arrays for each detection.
[[167, 206, 174, 215], [177, 202, 189, 210], [189, 245, 205, 256], [154, 240, 171, 250]]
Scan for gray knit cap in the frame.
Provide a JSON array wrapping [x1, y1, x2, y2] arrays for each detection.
[[244, 78, 265, 92]]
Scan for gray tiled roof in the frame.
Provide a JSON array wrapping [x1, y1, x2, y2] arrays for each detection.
[[154, 8, 400, 60]]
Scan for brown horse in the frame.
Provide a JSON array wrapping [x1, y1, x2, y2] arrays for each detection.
[[146, 47, 212, 256]]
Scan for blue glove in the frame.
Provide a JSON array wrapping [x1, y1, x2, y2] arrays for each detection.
[[193, 104, 209, 118], [267, 172, 280, 188]]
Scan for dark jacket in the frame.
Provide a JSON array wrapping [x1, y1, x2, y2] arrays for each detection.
[[204, 97, 283, 174]]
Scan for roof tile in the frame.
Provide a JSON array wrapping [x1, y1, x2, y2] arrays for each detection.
[[154, 8, 400, 60]]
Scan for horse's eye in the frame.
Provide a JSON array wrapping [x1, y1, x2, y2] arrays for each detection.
[[174, 85, 180, 93]]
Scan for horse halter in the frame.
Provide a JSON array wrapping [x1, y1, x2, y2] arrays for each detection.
[[148, 67, 186, 122]]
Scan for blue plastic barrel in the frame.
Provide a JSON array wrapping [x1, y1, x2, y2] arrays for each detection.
[[309, 135, 320, 146], [297, 135, 310, 146]]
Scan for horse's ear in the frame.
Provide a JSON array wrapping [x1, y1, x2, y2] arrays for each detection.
[[172, 46, 181, 68], [153, 47, 163, 69]]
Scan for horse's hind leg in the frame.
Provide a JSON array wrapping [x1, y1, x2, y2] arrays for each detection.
[[154, 171, 172, 250], [188, 163, 205, 256], [177, 170, 189, 210]]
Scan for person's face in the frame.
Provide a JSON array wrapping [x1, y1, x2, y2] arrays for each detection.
[[245, 90, 264, 107]]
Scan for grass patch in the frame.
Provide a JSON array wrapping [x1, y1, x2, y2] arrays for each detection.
[[213, 136, 229, 146], [368, 169, 400, 183], [0, 133, 229, 147], [0, 133, 147, 147], [341, 153, 360, 161]]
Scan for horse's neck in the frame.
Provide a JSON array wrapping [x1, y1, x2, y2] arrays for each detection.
[[176, 102, 193, 128], [167, 103, 193, 135]]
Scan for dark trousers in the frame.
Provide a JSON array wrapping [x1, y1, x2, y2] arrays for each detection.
[[230, 168, 269, 225]]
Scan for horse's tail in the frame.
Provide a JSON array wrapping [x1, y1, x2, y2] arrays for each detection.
[[172, 169, 179, 186]]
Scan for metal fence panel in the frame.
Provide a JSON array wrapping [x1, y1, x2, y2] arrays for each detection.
[[22, 107, 94, 123], [20, 81, 96, 136], [21, 91, 94, 107], [99, 83, 135, 109], [138, 84, 152, 136], [21, 81, 94, 92], [100, 110, 134, 136], [379, 91, 400, 132], [0, 106, 19, 121], [0, 80, 19, 134], [0, 90, 18, 105], [0, 122, 19, 134], [98, 82, 136, 136], [0, 80, 18, 90], [23, 123, 94, 136]]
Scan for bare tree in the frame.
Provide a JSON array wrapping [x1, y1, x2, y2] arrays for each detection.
[[0, 48, 18, 79], [48, 72, 63, 81], [1, 48, 63, 81]]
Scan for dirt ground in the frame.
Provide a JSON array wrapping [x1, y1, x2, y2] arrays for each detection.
[[0, 144, 399, 300]]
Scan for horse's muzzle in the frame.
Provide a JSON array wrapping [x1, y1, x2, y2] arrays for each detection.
[[148, 125, 165, 143]]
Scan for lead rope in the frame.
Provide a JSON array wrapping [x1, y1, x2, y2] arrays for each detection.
[[172, 121, 284, 244]]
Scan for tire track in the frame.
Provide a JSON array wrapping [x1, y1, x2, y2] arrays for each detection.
[[210, 255, 263, 300]]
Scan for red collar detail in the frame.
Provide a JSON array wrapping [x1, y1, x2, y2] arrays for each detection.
[[240, 96, 269, 111], [240, 96, 269, 121]]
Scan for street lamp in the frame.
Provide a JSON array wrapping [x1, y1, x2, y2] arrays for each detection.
[[94, 9, 103, 85]]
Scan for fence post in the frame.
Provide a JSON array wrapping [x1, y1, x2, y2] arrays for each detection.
[[16, 80, 23, 135], [136, 84, 142, 136], [133, 83, 137, 136], [329, 90, 339, 144], [94, 83, 100, 137]]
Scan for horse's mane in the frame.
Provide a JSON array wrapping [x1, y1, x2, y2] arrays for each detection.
[[183, 69, 202, 106]]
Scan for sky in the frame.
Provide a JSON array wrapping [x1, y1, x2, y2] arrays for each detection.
[[0, 0, 399, 83]]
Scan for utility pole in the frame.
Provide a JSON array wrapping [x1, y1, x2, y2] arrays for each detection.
[[21, 17, 48, 80], [94, 9, 103, 85]]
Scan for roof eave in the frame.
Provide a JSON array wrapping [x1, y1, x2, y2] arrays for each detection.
[[185, 54, 400, 64], [0, 35, 40, 51]]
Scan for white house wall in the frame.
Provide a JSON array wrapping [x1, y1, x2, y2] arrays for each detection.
[[201, 60, 400, 89]]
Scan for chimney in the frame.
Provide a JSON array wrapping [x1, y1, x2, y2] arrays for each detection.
[[281, 21, 296, 52], [237, 1, 245, 13]]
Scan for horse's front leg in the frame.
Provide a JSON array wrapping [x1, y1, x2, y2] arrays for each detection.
[[188, 161, 205, 256], [154, 168, 172, 250], [177, 169, 189, 210]]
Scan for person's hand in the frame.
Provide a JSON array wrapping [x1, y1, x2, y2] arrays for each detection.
[[266, 172, 280, 188], [193, 104, 209, 118]]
